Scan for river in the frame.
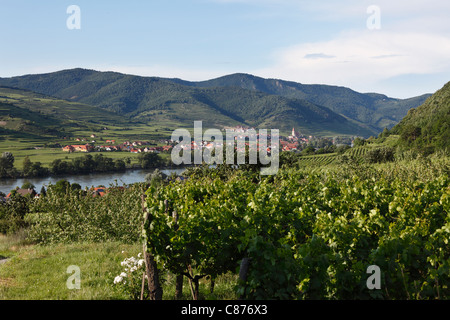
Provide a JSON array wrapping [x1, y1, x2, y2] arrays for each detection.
[[0, 168, 186, 195]]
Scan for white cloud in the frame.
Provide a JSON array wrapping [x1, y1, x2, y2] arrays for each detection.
[[255, 30, 450, 95], [304, 53, 336, 59]]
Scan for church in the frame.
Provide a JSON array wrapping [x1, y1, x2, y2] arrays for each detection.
[[288, 127, 300, 140]]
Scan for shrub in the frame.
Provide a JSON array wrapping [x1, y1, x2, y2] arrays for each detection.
[[366, 147, 395, 163], [113, 252, 147, 300]]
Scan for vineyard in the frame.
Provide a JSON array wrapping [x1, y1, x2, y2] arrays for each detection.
[[142, 157, 450, 300], [4, 152, 449, 300], [297, 153, 338, 167], [345, 146, 369, 158]]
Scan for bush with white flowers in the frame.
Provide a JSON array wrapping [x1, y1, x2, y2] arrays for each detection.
[[113, 251, 147, 300]]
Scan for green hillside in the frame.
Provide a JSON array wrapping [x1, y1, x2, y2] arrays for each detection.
[[389, 81, 450, 152], [0, 86, 136, 141], [176, 73, 431, 132], [0, 69, 380, 137]]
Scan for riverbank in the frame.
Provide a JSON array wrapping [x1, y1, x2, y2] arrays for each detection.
[[0, 166, 189, 195]]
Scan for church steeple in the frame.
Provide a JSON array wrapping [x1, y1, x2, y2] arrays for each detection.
[[289, 127, 300, 140]]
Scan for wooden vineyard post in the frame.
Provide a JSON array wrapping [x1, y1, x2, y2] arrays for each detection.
[[140, 271, 146, 300], [172, 209, 184, 300], [210, 277, 215, 294], [175, 274, 184, 300], [141, 194, 163, 300], [238, 257, 250, 299], [165, 200, 184, 300], [186, 264, 201, 300]]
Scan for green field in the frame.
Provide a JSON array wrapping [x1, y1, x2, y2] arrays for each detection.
[[0, 237, 237, 300], [0, 86, 180, 170]]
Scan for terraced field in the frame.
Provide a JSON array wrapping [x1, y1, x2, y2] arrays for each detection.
[[345, 146, 368, 158], [297, 153, 338, 167]]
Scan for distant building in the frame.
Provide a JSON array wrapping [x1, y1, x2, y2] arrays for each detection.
[[62, 145, 75, 152], [62, 144, 93, 152], [6, 188, 37, 199], [91, 187, 107, 197], [288, 127, 300, 140]]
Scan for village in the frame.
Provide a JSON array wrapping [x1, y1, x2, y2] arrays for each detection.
[[61, 127, 356, 155], [62, 135, 174, 154]]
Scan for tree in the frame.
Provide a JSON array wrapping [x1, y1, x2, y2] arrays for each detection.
[[400, 125, 422, 143], [71, 183, 82, 191], [279, 152, 301, 168], [50, 159, 73, 175], [302, 146, 315, 155], [138, 153, 163, 169], [50, 179, 72, 194], [366, 147, 395, 163], [23, 156, 32, 177], [379, 127, 390, 139], [23, 156, 48, 177], [115, 159, 126, 171], [0, 152, 17, 178], [0, 192, 30, 234], [40, 186, 47, 197], [353, 137, 366, 147], [21, 181, 35, 190], [29, 162, 49, 177], [145, 169, 167, 187], [2, 152, 14, 166]]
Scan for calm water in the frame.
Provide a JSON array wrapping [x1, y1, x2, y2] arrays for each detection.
[[0, 168, 186, 195]]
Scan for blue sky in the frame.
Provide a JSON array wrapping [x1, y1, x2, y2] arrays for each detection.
[[1, 0, 449, 98]]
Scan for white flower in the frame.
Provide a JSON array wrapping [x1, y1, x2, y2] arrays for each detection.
[[120, 272, 127, 278], [114, 276, 123, 284], [138, 259, 145, 267], [138, 253, 142, 258]]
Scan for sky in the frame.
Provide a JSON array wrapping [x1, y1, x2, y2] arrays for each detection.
[[1, 0, 450, 98]]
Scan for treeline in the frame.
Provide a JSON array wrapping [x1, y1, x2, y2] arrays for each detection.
[[50, 154, 126, 175], [0, 152, 166, 179]]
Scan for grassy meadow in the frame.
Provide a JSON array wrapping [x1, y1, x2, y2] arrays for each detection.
[[0, 235, 237, 300]]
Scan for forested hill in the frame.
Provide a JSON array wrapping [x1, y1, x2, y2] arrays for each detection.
[[388, 81, 450, 152], [172, 73, 431, 132], [0, 69, 430, 137]]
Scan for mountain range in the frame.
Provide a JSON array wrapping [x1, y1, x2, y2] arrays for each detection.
[[0, 68, 432, 138]]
